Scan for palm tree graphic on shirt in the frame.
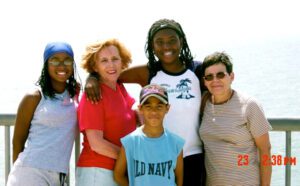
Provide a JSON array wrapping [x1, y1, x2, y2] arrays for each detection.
[[176, 78, 195, 99]]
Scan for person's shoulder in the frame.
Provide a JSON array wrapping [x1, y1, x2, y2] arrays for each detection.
[[192, 60, 202, 66], [128, 127, 141, 137], [121, 128, 140, 145], [191, 60, 202, 69], [23, 89, 41, 102], [233, 90, 261, 107], [164, 128, 185, 142], [17, 89, 41, 111], [164, 129, 185, 151]]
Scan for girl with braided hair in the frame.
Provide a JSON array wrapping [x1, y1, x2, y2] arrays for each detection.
[[7, 42, 80, 186], [85, 18, 205, 185]]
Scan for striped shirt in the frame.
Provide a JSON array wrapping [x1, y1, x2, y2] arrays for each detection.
[[199, 90, 272, 186]]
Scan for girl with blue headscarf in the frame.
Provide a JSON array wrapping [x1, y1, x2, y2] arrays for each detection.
[[7, 42, 80, 186]]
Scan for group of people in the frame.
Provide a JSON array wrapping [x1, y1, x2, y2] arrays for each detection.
[[7, 18, 272, 186]]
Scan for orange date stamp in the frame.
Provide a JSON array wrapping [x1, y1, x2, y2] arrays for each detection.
[[237, 154, 297, 166]]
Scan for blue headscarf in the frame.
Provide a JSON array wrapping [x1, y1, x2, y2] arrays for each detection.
[[43, 42, 74, 63]]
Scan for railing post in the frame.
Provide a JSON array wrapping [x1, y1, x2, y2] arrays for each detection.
[[5, 126, 11, 184], [1, 116, 300, 185], [285, 131, 291, 186], [75, 134, 80, 164]]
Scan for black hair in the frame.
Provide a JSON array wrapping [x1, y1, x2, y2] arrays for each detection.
[[145, 19, 194, 77], [36, 62, 79, 99]]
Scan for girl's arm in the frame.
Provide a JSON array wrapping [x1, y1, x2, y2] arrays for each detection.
[[255, 133, 272, 186], [84, 65, 149, 103], [119, 65, 149, 87], [12, 90, 41, 162], [114, 146, 129, 186], [175, 150, 184, 186], [86, 129, 120, 159]]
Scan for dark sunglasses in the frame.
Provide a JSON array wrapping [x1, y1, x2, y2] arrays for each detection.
[[203, 72, 228, 81]]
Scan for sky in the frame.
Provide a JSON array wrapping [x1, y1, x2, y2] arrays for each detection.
[[0, 1, 300, 183], [0, 0, 299, 89]]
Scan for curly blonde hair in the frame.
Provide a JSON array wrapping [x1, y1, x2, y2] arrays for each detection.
[[81, 39, 132, 73]]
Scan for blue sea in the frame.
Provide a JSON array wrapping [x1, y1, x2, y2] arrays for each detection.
[[1, 36, 299, 186]]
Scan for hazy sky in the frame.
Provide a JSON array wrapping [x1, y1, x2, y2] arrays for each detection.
[[1, 2, 299, 184], [0, 0, 299, 86]]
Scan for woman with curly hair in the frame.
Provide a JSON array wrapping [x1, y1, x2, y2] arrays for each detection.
[[85, 19, 206, 185], [76, 39, 137, 186]]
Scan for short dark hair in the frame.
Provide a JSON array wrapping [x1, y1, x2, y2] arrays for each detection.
[[202, 52, 233, 75]]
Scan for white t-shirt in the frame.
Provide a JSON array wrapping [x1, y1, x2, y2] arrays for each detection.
[[150, 68, 202, 157]]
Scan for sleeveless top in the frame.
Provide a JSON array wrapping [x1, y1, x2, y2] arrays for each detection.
[[121, 127, 184, 186], [15, 90, 78, 174]]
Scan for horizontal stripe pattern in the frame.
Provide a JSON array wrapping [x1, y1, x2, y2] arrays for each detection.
[[199, 90, 272, 186]]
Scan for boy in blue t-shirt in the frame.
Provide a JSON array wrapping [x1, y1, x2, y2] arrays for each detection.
[[114, 84, 185, 186]]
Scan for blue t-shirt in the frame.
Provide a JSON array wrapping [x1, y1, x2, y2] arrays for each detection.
[[121, 127, 185, 186]]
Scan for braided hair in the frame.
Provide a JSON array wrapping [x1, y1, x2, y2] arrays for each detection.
[[145, 19, 194, 77], [36, 62, 79, 99]]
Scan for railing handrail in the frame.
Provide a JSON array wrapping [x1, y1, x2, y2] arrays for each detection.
[[268, 117, 300, 131], [1, 114, 300, 130], [0, 114, 15, 126], [0, 114, 80, 185], [1, 114, 300, 186]]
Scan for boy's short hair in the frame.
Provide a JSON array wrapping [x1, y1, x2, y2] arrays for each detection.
[[140, 84, 168, 105]]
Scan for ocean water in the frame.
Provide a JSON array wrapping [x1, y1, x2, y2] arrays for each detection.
[[1, 36, 299, 186]]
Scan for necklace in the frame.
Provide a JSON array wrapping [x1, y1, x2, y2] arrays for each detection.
[[211, 90, 234, 122], [213, 90, 234, 105]]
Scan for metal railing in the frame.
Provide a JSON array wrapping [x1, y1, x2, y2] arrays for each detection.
[[0, 114, 80, 185], [1, 114, 300, 186]]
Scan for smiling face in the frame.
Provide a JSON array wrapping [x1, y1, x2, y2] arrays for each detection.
[[204, 63, 234, 98], [152, 28, 182, 65], [47, 52, 73, 89], [93, 45, 123, 89], [139, 96, 170, 128]]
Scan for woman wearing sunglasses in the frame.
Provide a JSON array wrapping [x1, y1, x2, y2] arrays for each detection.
[[199, 52, 272, 186]]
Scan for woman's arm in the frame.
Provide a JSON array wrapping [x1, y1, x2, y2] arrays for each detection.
[[175, 151, 184, 186], [12, 91, 41, 162], [114, 147, 129, 186], [85, 129, 120, 159], [255, 133, 272, 186], [84, 65, 149, 103]]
